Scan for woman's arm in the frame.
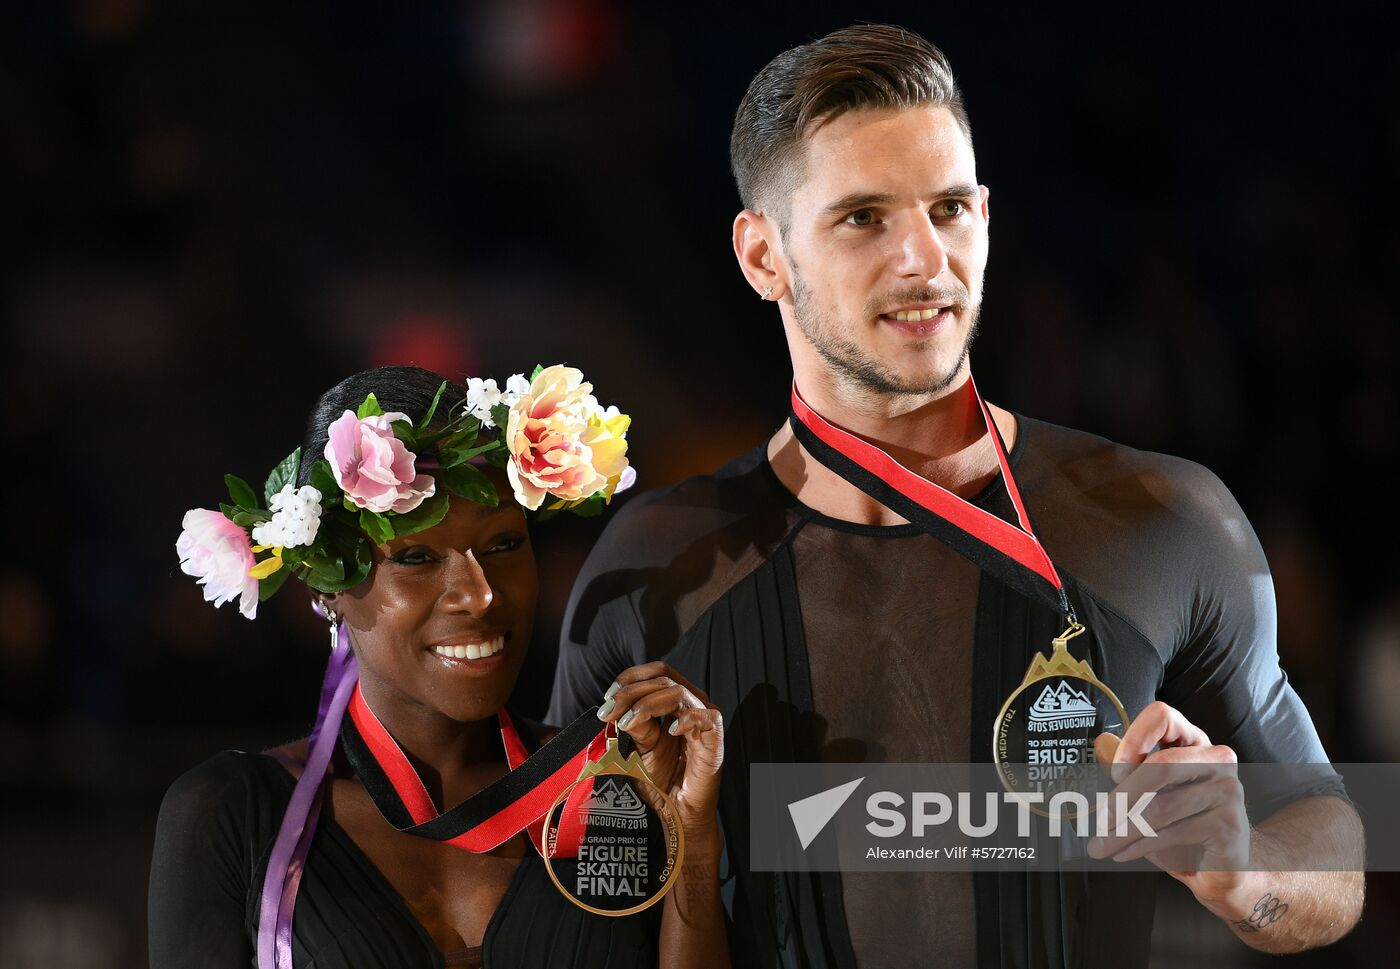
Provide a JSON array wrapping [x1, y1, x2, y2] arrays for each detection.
[[599, 663, 730, 969], [148, 753, 256, 969]]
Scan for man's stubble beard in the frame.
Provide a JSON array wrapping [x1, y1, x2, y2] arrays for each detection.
[[790, 263, 983, 400]]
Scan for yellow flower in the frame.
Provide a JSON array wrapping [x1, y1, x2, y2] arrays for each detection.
[[504, 365, 631, 511], [248, 544, 285, 580]]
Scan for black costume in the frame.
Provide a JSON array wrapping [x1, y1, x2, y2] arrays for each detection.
[[548, 415, 1344, 969], [148, 750, 659, 969]]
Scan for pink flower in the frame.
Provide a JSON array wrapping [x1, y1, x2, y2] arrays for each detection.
[[324, 410, 436, 514], [176, 509, 260, 619], [504, 365, 630, 511]]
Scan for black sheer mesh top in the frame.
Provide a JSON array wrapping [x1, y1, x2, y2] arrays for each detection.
[[548, 413, 1340, 969], [149, 750, 659, 969]]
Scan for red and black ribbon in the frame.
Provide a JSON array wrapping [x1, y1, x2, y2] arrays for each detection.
[[340, 683, 605, 853], [788, 377, 1073, 619]]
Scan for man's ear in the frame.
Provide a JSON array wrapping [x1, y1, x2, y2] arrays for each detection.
[[732, 209, 789, 303], [979, 184, 990, 226]]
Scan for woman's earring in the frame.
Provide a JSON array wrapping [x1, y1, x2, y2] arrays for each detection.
[[317, 598, 340, 652]]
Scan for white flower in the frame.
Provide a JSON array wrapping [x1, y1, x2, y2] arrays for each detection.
[[464, 377, 503, 426], [252, 484, 323, 548], [502, 373, 531, 404], [465, 373, 531, 428]]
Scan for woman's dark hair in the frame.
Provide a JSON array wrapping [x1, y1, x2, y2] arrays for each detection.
[[296, 366, 467, 486]]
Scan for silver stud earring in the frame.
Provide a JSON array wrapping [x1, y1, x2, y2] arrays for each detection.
[[762, 286, 773, 300], [318, 598, 340, 652]]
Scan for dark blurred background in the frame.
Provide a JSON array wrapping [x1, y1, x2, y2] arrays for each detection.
[[1, 2, 1397, 966]]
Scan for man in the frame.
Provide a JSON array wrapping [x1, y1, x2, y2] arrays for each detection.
[[550, 24, 1364, 968]]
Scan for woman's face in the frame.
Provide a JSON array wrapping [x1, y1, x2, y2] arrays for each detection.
[[330, 468, 537, 727]]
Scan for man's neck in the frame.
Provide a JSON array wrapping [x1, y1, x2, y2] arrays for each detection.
[[768, 371, 1017, 526]]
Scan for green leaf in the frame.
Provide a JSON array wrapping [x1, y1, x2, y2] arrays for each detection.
[[534, 501, 561, 523], [224, 474, 259, 510], [302, 548, 339, 573], [348, 539, 372, 584], [530, 364, 544, 380], [231, 508, 272, 528], [438, 440, 500, 469], [415, 381, 448, 434], [489, 403, 511, 431], [440, 463, 499, 506], [359, 508, 394, 545], [391, 418, 416, 449], [306, 539, 372, 593], [356, 393, 384, 419], [569, 494, 607, 518], [390, 488, 450, 537], [263, 447, 302, 505], [484, 447, 509, 471], [309, 460, 340, 500], [219, 502, 238, 521], [417, 413, 479, 450], [257, 564, 291, 601]]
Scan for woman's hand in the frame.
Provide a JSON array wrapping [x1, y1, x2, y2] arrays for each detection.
[[596, 662, 724, 839]]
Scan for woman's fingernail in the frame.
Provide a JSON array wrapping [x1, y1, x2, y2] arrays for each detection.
[[668, 720, 681, 736], [604, 681, 622, 700], [618, 709, 637, 730], [597, 698, 616, 720]]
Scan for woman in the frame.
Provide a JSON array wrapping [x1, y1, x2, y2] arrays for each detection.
[[151, 366, 728, 969]]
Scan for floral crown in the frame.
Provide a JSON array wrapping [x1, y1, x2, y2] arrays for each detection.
[[177, 364, 634, 619]]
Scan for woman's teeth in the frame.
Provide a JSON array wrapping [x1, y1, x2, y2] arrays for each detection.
[[431, 635, 505, 660], [883, 308, 942, 322]]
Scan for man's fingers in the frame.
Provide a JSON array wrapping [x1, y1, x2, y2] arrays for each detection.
[[1094, 732, 1120, 771], [1112, 701, 1213, 779], [1091, 774, 1244, 859], [1105, 745, 1238, 812]]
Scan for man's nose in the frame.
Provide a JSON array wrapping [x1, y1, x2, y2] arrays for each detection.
[[440, 549, 494, 615], [896, 214, 950, 281]]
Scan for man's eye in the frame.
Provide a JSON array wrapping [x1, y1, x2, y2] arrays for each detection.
[[844, 209, 876, 227], [935, 200, 966, 219]]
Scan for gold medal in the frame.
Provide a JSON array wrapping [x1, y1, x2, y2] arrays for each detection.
[[540, 729, 684, 916], [993, 622, 1131, 817]]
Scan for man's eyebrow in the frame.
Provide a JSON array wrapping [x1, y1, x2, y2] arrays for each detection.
[[820, 192, 896, 217], [820, 185, 980, 217], [938, 183, 981, 202]]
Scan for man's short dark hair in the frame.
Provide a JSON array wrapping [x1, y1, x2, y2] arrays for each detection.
[[730, 24, 972, 219]]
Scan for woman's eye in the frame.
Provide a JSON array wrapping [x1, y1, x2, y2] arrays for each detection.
[[485, 536, 526, 555], [844, 209, 876, 227], [390, 549, 433, 566]]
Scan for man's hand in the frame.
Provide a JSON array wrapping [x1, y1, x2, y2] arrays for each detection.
[[1087, 699, 1250, 906], [1087, 700, 1365, 953]]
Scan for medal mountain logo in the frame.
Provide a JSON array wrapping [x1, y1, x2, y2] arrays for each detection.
[[1027, 679, 1097, 730], [579, 777, 647, 820]]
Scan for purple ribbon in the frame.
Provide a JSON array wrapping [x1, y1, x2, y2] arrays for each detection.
[[256, 623, 359, 969]]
